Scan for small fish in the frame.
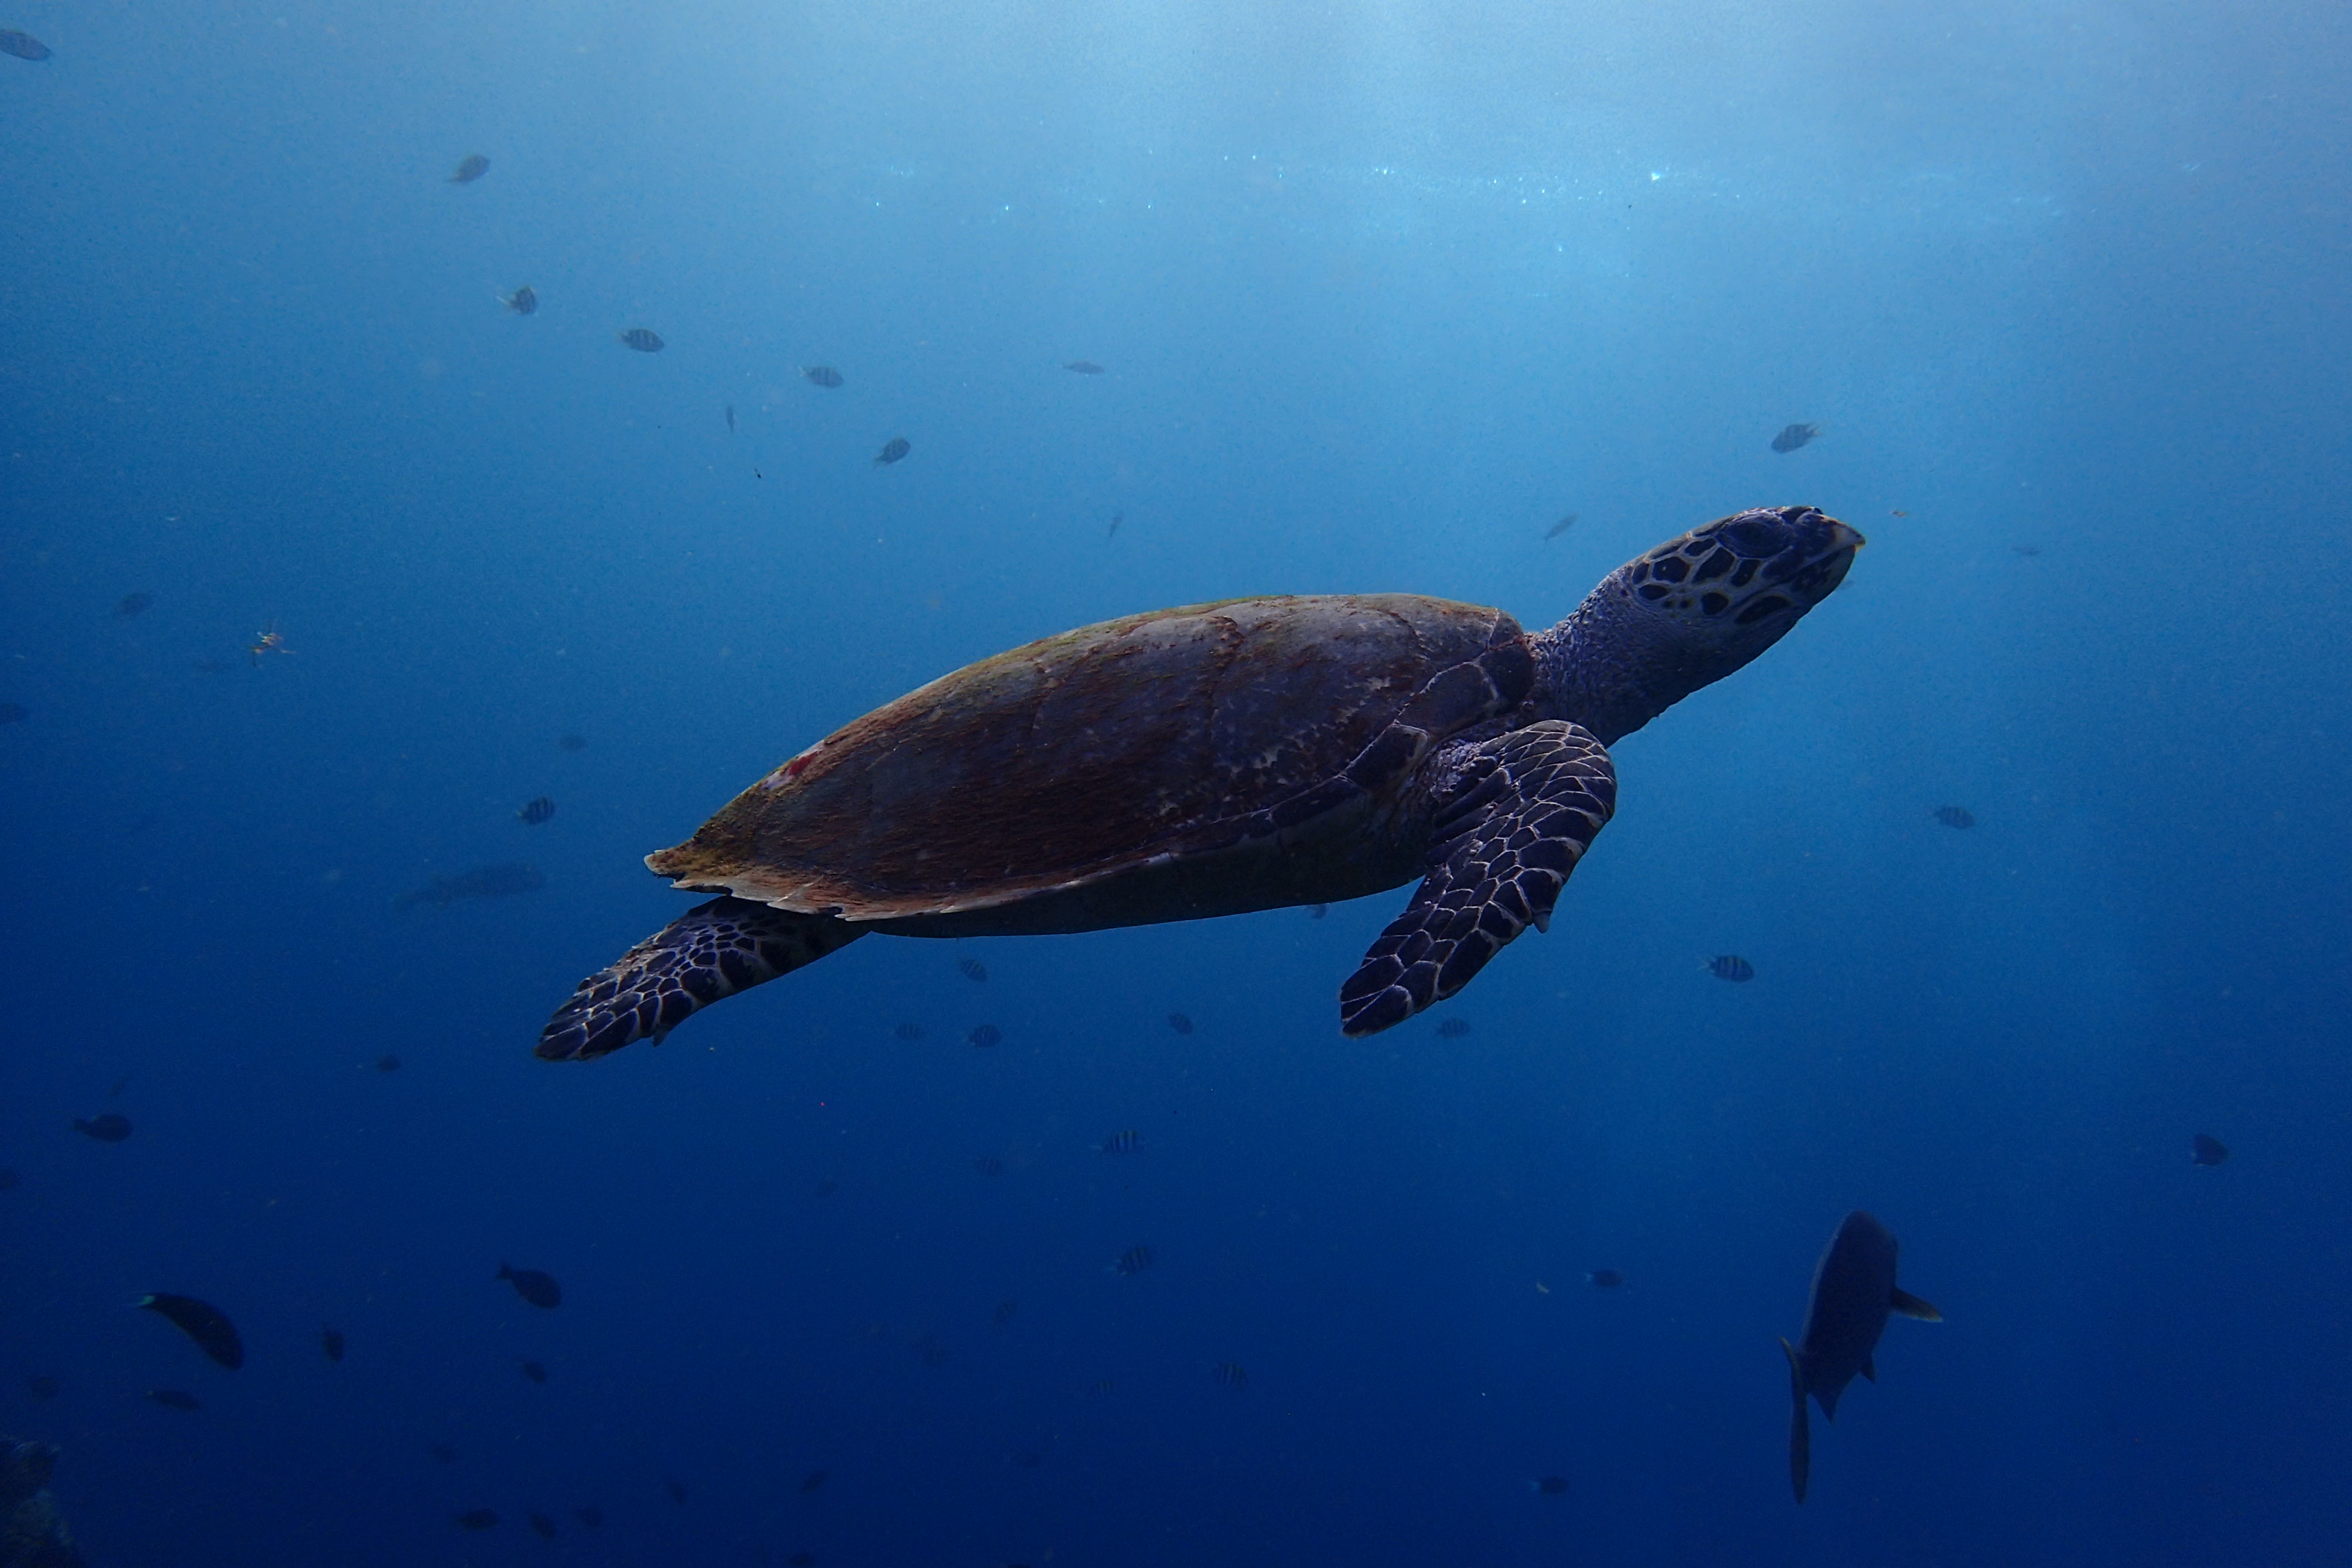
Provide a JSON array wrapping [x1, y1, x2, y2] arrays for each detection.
[[448, 154, 491, 184], [1063, 360, 1105, 374], [802, 365, 844, 388], [1166, 1011, 1194, 1035], [991, 1300, 1018, 1325], [502, 284, 537, 314], [517, 796, 556, 825], [1933, 806, 1975, 829], [26, 1376, 58, 1401], [116, 592, 154, 617], [617, 328, 665, 353], [1544, 513, 1578, 540], [1889, 508, 1908, 517], [1706, 955, 1754, 983], [521, 1360, 548, 1384], [74, 1113, 132, 1142], [1210, 1361, 1248, 1390], [0, 1168, 15, 1190], [2013, 543, 2042, 557], [396, 863, 545, 908], [529, 1512, 558, 1541], [0, 29, 53, 59], [375, 1054, 402, 1072], [557, 733, 587, 751], [0, 702, 28, 724], [968, 1024, 1002, 1048], [573, 1506, 603, 1527], [1308, 903, 1327, 919], [1782, 1210, 1940, 1504], [1771, 422, 1821, 453], [140, 1292, 244, 1368], [1095, 1129, 1142, 1155], [957, 958, 989, 982], [145, 1388, 202, 1410], [1114, 1245, 1156, 1275], [973, 1156, 1003, 1176], [1586, 1270, 1625, 1289], [799, 1469, 829, 1493], [789, 1553, 818, 1567], [1086, 1379, 1116, 1395], [430, 1441, 456, 1463], [813, 1179, 838, 1198], [668, 1479, 689, 1506], [455, 1508, 500, 1530], [2191, 1133, 2230, 1167], [320, 1327, 345, 1362], [1434, 1018, 1471, 1039], [1107, 510, 1123, 540], [1534, 1475, 1570, 1496], [873, 436, 911, 466], [497, 1262, 562, 1308], [725, 403, 736, 433], [893, 1022, 925, 1041]]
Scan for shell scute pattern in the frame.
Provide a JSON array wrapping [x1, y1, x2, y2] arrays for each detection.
[[649, 595, 1525, 919]]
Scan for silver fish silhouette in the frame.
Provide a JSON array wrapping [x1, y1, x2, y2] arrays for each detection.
[[1782, 1210, 1940, 1503]]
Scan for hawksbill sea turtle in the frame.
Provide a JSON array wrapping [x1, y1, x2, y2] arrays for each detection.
[[538, 505, 1862, 1060]]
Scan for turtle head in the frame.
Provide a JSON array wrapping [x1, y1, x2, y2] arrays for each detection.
[[1537, 505, 1863, 745]]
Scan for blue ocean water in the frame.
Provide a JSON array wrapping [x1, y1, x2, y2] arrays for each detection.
[[4, 1, 2348, 1562]]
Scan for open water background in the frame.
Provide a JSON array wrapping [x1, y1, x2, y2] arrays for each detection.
[[3, 1, 2349, 1562]]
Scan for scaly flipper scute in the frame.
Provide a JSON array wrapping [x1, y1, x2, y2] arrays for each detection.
[[538, 897, 863, 1060], [1338, 721, 1615, 1036], [1783, 1337, 1812, 1504]]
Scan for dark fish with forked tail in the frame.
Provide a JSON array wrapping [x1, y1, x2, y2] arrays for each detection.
[[497, 1262, 562, 1308], [618, 328, 665, 353], [874, 436, 911, 465], [74, 1113, 132, 1142], [2191, 1133, 2229, 1167], [139, 1292, 244, 1369], [396, 864, 545, 908], [1771, 423, 1820, 453], [1, 29, 53, 60], [448, 154, 490, 184], [145, 1387, 202, 1409], [1781, 1210, 1940, 1503]]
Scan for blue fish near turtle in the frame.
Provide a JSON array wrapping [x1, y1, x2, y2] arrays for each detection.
[[1781, 1210, 1941, 1503], [536, 505, 1863, 1060]]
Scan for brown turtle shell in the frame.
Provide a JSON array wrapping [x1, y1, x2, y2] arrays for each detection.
[[647, 595, 1532, 921]]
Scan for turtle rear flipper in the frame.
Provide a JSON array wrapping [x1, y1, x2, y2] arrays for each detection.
[[538, 897, 862, 1060], [1337, 722, 1615, 1036]]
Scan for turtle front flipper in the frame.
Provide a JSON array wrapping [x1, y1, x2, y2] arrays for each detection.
[[1337, 721, 1616, 1036], [538, 897, 864, 1060]]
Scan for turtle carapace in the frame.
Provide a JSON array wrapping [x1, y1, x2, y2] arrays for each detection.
[[538, 505, 1862, 1060]]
